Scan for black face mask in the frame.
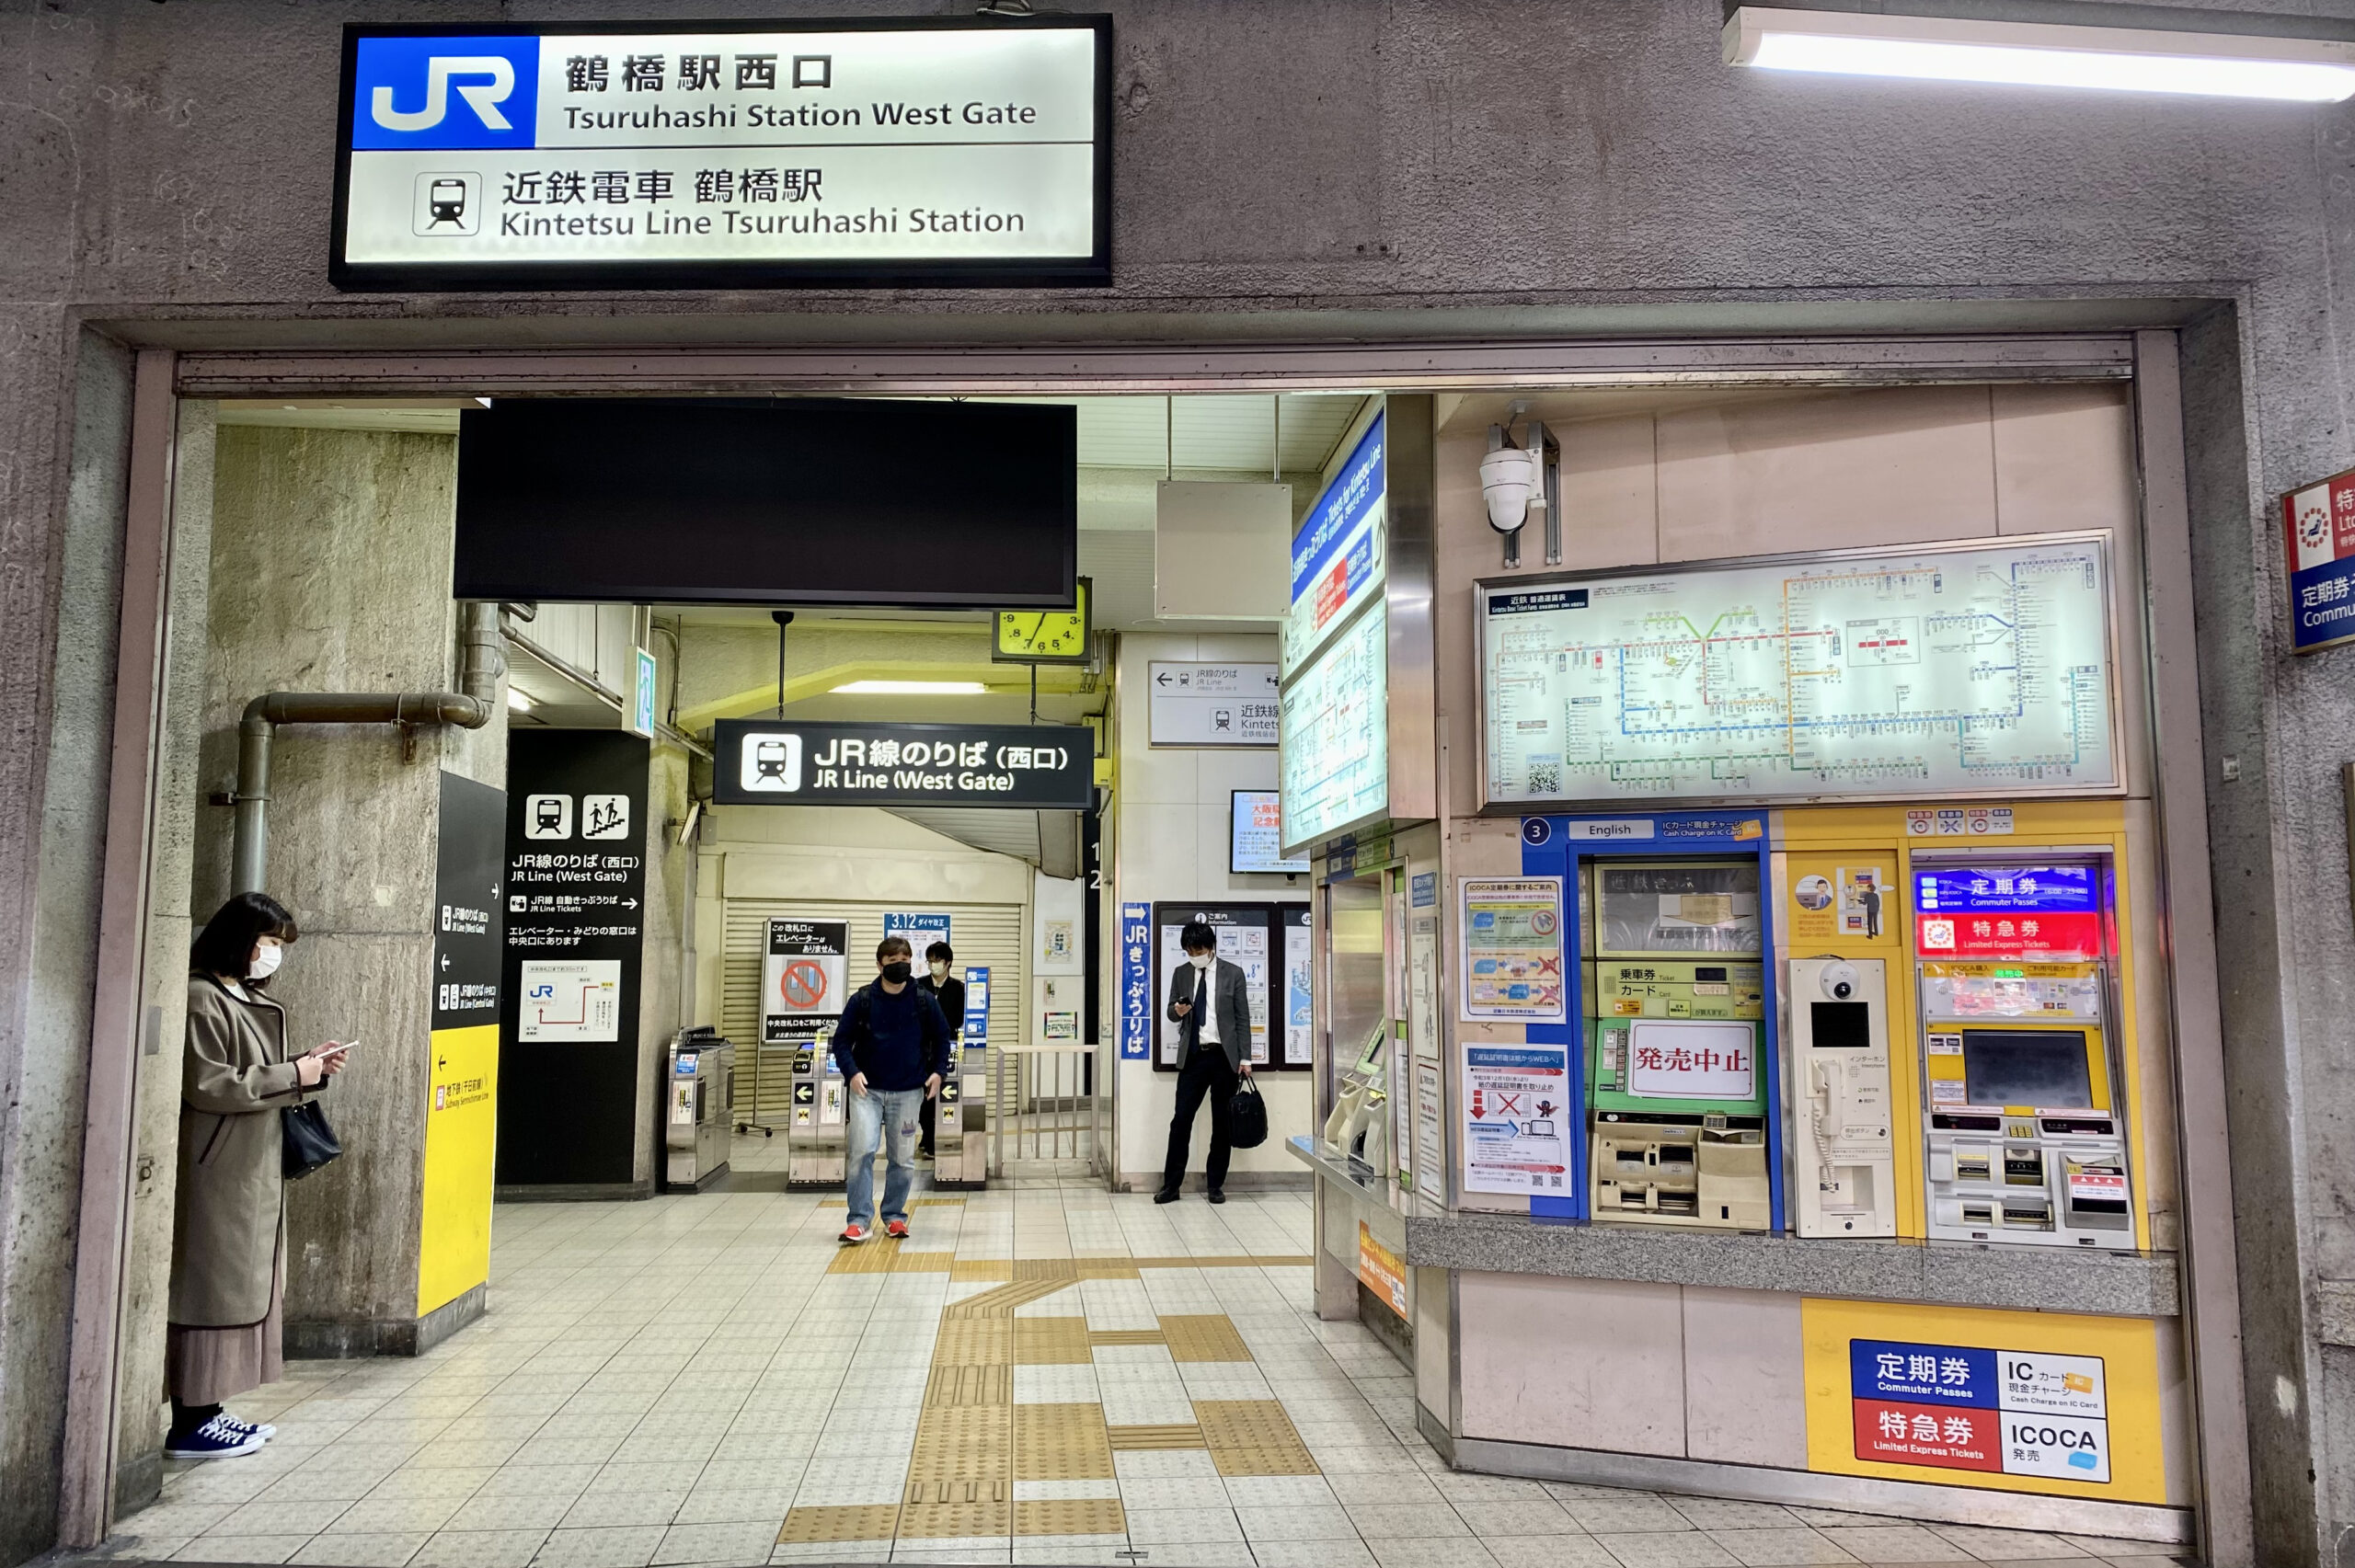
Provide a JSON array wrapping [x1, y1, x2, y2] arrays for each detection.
[[882, 961, 913, 985]]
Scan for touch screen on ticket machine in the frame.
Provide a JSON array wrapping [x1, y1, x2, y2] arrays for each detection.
[[1582, 859, 1770, 1230], [1913, 860, 2134, 1251]]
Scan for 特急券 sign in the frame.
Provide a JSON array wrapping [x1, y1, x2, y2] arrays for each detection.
[[2284, 467, 2355, 653], [333, 18, 1110, 290]]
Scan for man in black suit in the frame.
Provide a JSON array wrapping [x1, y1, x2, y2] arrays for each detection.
[[1158, 921, 1254, 1205], [914, 941, 965, 1162]]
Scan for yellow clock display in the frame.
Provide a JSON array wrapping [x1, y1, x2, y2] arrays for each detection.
[[994, 578, 1091, 664]]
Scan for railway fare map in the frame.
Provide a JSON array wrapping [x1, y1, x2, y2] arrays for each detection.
[[1482, 539, 2117, 804], [1281, 605, 1387, 851]]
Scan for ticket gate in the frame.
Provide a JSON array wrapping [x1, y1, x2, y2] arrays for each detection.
[[662, 1028, 734, 1193]]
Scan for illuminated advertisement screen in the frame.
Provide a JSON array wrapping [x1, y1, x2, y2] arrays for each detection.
[[1280, 604, 1386, 855], [1282, 411, 1385, 673]]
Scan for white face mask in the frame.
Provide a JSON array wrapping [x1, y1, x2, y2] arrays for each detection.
[[929, 961, 949, 981], [1189, 953, 1213, 971], [248, 940, 283, 982]]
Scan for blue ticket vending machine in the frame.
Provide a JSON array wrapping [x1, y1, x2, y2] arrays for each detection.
[[1520, 812, 1785, 1230]]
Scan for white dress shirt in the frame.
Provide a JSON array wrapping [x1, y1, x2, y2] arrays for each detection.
[[1192, 962, 1221, 1046]]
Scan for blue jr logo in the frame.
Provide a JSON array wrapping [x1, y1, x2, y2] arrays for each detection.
[[351, 36, 539, 151]]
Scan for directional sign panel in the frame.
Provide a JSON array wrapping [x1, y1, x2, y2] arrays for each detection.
[[1147, 662, 1280, 748]]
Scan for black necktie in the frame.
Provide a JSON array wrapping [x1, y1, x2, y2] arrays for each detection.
[[1193, 968, 1208, 1041]]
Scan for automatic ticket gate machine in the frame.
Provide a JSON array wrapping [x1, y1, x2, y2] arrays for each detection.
[[1519, 813, 1786, 1230], [1911, 856, 2135, 1251]]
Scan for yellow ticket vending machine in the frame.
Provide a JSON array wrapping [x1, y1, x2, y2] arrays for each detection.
[[1912, 858, 2134, 1251]]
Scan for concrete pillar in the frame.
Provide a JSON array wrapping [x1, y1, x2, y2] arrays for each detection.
[[191, 422, 504, 1357]]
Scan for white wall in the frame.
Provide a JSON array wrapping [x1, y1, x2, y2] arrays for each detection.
[[1109, 629, 1311, 1186]]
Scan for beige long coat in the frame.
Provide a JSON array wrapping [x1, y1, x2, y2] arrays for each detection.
[[168, 973, 327, 1327]]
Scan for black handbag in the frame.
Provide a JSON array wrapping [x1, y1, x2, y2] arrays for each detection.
[[281, 1099, 342, 1180], [1228, 1077, 1269, 1150]]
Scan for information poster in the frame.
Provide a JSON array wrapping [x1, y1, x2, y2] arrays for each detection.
[[1154, 905, 1272, 1068], [1357, 1221, 1407, 1315], [1458, 876, 1567, 1024], [1281, 906, 1314, 1067], [1414, 1062, 1445, 1207], [883, 910, 951, 961], [1480, 537, 2118, 805], [1409, 872, 1439, 1062], [1234, 790, 1310, 876], [1462, 1046, 1575, 1196], [761, 919, 849, 1043], [1119, 903, 1152, 1060], [1802, 1299, 2165, 1502]]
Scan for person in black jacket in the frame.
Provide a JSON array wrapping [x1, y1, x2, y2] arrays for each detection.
[[829, 937, 949, 1243], [1158, 921, 1254, 1205], [914, 941, 966, 1162]]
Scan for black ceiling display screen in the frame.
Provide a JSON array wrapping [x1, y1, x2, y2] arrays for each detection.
[[454, 397, 1077, 607]]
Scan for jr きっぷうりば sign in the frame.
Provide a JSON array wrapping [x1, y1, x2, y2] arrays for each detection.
[[333, 17, 1110, 290], [713, 720, 1093, 810]]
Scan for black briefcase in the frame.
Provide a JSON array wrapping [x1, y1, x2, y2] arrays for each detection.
[[1228, 1077, 1269, 1150]]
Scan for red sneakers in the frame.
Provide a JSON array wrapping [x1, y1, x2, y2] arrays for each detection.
[[840, 1222, 869, 1244], [885, 1219, 911, 1240]]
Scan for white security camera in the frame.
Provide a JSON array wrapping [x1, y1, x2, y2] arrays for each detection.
[[1820, 961, 1860, 1001], [1480, 445, 1539, 533]]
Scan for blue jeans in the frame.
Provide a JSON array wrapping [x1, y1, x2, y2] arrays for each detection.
[[845, 1085, 924, 1228]]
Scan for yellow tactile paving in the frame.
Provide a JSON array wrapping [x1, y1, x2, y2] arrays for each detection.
[[1014, 1316, 1092, 1365], [1014, 1402, 1114, 1481], [947, 1276, 1077, 1317], [932, 1316, 1014, 1365], [1074, 1256, 1143, 1279], [1160, 1313, 1253, 1363], [777, 1504, 901, 1543], [1105, 1422, 1207, 1449], [951, 1259, 1015, 1282], [1015, 1498, 1126, 1536], [902, 1477, 1008, 1505], [897, 1498, 1011, 1538], [1195, 1398, 1320, 1476], [925, 1362, 1013, 1406], [1087, 1328, 1165, 1347]]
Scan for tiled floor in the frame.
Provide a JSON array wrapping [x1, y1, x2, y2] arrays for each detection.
[[100, 1140, 2193, 1568]]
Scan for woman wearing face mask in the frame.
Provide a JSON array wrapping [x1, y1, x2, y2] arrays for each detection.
[[913, 942, 964, 1163], [163, 892, 347, 1459]]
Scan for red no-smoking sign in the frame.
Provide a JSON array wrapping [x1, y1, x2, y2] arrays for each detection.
[[778, 961, 830, 1009]]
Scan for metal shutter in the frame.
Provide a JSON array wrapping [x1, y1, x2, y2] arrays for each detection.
[[723, 898, 1028, 1120]]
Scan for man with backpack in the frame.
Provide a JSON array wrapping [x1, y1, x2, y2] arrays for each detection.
[[830, 935, 950, 1243]]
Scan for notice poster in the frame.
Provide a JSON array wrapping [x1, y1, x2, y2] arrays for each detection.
[[1458, 876, 1567, 1024], [1155, 906, 1271, 1068], [1414, 1061, 1445, 1208], [1461, 1045, 1574, 1195], [1838, 865, 1887, 940], [761, 919, 850, 1043], [517, 959, 622, 1042], [1282, 906, 1314, 1067]]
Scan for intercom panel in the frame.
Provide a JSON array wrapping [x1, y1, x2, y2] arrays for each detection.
[[1786, 957, 1896, 1238]]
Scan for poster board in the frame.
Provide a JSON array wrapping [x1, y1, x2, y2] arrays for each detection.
[[1478, 534, 2120, 807], [1149, 902, 1314, 1071]]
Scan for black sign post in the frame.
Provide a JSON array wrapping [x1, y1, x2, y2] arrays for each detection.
[[714, 720, 1093, 809], [432, 773, 506, 1031], [498, 730, 650, 1191]]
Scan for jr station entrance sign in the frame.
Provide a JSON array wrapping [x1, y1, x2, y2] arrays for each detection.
[[332, 17, 1111, 289]]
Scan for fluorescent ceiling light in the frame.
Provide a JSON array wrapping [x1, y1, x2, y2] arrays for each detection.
[[831, 680, 989, 695], [1723, 6, 2355, 101]]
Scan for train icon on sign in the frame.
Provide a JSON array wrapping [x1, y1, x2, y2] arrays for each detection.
[[740, 734, 803, 794], [412, 171, 482, 236]]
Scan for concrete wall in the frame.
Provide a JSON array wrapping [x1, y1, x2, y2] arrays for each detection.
[[192, 425, 503, 1352], [3, 1, 2355, 1562]]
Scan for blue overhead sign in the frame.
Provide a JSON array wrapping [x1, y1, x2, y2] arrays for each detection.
[[1913, 866, 2097, 916]]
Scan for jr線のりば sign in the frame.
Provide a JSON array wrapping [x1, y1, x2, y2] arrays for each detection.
[[333, 18, 1110, 290], [2282, 467, 2355, 653]]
